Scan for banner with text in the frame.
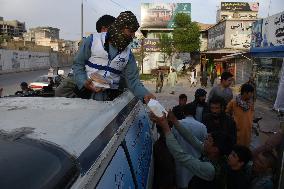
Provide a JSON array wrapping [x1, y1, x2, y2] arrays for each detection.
[[221, 2, 259, 12], [141, 3, 191, 28]]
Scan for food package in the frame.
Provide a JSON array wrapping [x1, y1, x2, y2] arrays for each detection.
[[90, 73, 110, 89], [147, 99, 167, 117]]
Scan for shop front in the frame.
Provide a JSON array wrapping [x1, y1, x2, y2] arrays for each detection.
[[250, 11, 284, 107], [253, 57, 283, 102]]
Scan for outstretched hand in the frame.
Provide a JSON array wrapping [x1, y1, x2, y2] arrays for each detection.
[[149, 112, 171, 134], [144, 93, 156, 104]]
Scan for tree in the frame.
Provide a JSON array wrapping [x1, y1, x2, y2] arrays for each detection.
[[172, 13, 201, 53], [133, 37, 149, 74], [0, 34, 12, 45], [157, 33, 174, 65]]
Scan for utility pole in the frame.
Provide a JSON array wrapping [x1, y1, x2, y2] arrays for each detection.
[[81, 0, 84, 39]]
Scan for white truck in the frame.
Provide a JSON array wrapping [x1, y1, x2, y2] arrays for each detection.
[[0, 90, 155, 189]]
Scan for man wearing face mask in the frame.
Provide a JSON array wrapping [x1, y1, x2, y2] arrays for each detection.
[[188, 88, 209, 123], [203, 96, 237, 144], [72, 11, 155, 102]]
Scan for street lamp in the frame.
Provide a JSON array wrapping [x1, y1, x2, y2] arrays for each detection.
[[81, 0, 84, 39]]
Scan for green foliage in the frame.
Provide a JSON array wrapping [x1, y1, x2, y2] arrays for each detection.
[[0, 35, 12, 44], [174, 13, 191, 28], [172, 13, 201, 53], [140, 74, 155, 81], [158, 33, 174, 57], [157, 33, 174, 63]]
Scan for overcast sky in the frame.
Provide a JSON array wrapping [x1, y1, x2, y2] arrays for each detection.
[[1, 0, 283, 40]]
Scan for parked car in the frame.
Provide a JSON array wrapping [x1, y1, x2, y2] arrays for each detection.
[[0, 90, 155, 189], [29, 75, 63, 90]]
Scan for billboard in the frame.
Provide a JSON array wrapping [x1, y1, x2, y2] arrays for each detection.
[[221, 2, 259, 12], [251, 11, 284, 48], [208, 22, 226, 50], [141, 3, 191, 28]]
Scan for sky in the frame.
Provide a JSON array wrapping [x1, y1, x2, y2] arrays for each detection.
[[1, 0, 283, 40]]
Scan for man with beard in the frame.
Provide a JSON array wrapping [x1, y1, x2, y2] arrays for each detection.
[[172, 94, 188, 120], [72, 11, 154, 102], [203, 96, 237, 144], [188, 88, 209, 123]]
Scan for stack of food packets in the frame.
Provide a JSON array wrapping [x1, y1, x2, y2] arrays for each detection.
[[90, 73, 110, 89]]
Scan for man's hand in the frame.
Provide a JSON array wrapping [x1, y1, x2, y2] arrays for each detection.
[[144, 93, 156, 104], [149, 112, 171, 135], [84, 79, 103, 93], [167, 110, 178, 125]]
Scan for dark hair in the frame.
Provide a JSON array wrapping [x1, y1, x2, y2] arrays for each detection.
[[232, 145, 252, 166], [209, 96, 226, 112], [195, 88, 207, 98], [183, 103, 196, 116], [96, 15, 116, 33], [211, 132, 233, 156], [179, 94, 187, 100], [20, 82, 28, 87], [240, 83, 254, 95], [221, 71, 233, 81]]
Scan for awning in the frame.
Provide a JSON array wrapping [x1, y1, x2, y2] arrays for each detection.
[[203, 49, 243, 54], [250, 45, 284, 58]]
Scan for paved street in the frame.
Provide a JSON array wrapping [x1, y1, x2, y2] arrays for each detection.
[[0, 67, 71, 96]]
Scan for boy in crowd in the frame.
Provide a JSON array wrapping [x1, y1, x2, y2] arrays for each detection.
[[227, 145, 252, 189], [208, 71, 234, 105], [172, 94, 187, 120], [151, 111, 233, 189], [172, 103, 207, 189], [226, 83, 254, 147]]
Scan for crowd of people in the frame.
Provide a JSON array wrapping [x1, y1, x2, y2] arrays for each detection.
[[152, 71, 283, 189]]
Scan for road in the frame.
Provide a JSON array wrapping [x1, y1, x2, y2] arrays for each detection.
[[0, 67, 71, 96]]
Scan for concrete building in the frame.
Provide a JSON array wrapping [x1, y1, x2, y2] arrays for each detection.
[[199, 23, 214, 52], [23, 27, 61, 51], [23, 27, 60, 42], [140, 3, 192, 74], [36, 38, 63, 52], [0, 17, 26, 37], [201, 2, 259, 81], [62, 40, 79, 55]]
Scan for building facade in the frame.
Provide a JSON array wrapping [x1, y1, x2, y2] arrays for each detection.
[[203, 2, 259, 82], [23, 27, 60, 42], [0, 17, 26, 37], [140, 3, 192, 74]]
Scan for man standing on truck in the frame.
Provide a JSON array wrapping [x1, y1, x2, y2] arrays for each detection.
[[57, 12, 154, 102]]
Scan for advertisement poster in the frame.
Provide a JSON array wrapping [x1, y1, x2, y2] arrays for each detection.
[[251, 19, 263, 48], [141, 3, 191, 28], [208, 22, 225, 50], [221, 2, 259, 12], [251, 11, 284, 48], [262, 11, 284, 47]]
